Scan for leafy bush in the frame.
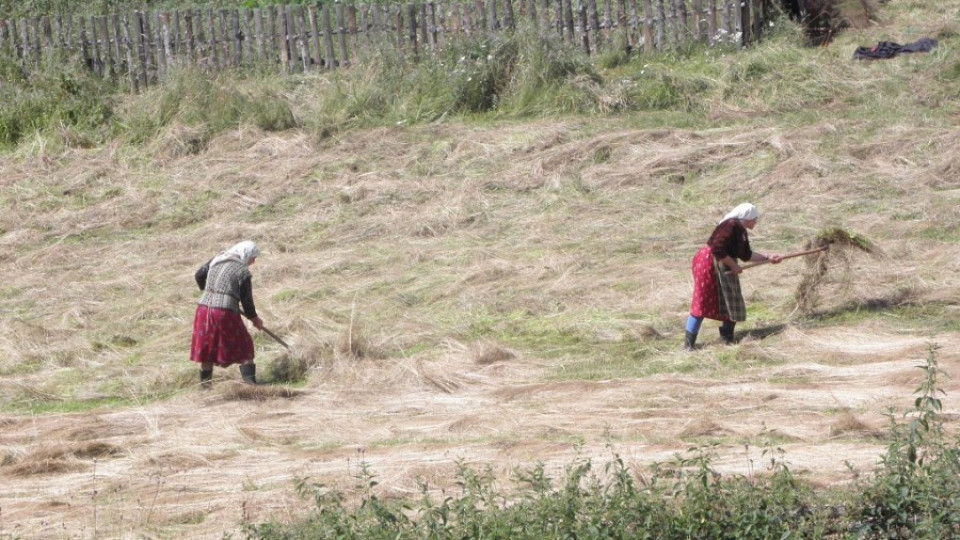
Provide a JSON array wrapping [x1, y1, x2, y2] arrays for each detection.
[[246, 450, 830, 539], [851, 345, 960, 538]]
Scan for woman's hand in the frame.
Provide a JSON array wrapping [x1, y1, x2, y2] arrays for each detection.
[[769, 254, 783, 264], [252, 317, 264, 330]]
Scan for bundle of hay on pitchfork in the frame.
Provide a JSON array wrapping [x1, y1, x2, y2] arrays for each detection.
[[735, 227, 881, 314]]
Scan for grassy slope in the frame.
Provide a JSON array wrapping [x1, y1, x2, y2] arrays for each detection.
[[1, 0, 960, 537]]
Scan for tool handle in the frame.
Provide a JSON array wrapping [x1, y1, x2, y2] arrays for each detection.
[[261, 327, 291, 350], [731, 246, 829, 272]]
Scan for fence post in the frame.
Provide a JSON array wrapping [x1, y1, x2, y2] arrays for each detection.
[[8, 19, 21, 60], [586, 0, 600, 48], [171, 11, 181, 57], [460, 4, 473, 36], [90, 16, 106, 75], [418, 3, 429, 48], [230, 9, 243, 67], [39, 16, 52, 61], [252, 8, 265, 64], [54, 14, 65, 53], [112, 14, 125, 72], [690, 0, 702, 41], [306, 6, 321, 69], [615, 0, 627, 49], [503, 0, 516, 31], [655, 0, 664, 48], [216, 10, 230, 69], [740, 0, 750, 45], [395, 5, 404, 49], [240, 9, 253, 65], [563, 0, 575, 40], [133, 12, 150, 85], [428, 2, 439, 46], [99, 16, 115, 76], [347, 4, 359, 59], [406, 3, 418, 60], [151, 12, 166, 76], [293, 6, 308, 71], [120, 13, 139, 91], [336, 3, 349, 67], [752, 0, 764, 41], [485, 0, 496, 31], [322, 4, 336, 68], [603, 0, 613, 39], [159, 13, 174, 73], [265, 7, 279, 67], [0, 18, 7, 56], [578, 0, 589, 53], [28, 18, 41, 67], [641, 0, 653, 51]]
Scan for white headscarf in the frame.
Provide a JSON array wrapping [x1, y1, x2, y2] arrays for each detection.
[[720, 203, 759, 224], [210, 240, 260, 267]]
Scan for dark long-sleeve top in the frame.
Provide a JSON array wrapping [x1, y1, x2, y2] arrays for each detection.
[[707, 219, 752, 262], [195, 258, 258, 320]]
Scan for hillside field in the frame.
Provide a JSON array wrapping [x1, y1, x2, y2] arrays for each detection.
[[2, 1, 960, 538]]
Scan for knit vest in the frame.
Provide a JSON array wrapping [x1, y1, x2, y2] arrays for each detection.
[[198, 259, 251, 313]]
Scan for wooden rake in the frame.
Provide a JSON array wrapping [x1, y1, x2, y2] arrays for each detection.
[[261, 326, 292, 350], [727, 245, 829, 274]]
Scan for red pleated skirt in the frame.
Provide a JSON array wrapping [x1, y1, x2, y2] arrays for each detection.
[[190, 305, 255, 367]]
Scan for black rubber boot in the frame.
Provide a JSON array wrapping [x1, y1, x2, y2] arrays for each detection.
[[200, 369, 213, 390], [239, 363, 257, 384], [719, 323, 736, 345], [684, 331, 698, 351]]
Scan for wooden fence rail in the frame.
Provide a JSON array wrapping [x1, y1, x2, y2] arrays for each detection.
[[0, 0, 774, 91]]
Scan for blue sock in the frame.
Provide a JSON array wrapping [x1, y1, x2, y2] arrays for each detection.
[[686, 315, 703, 334]]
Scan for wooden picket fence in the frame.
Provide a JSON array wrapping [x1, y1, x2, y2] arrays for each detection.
[[0, 0, 775, 91]]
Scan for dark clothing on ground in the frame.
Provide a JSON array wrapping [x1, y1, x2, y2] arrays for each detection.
[[853, 38, 938, 60]]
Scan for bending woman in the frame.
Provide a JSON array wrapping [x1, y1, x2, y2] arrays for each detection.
[[191, 241, 265, 386], [685, 203, 781, 350]]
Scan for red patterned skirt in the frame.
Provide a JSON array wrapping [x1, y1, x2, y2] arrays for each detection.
[[689, 245, 729, 322], [190, 305, 255, 367]]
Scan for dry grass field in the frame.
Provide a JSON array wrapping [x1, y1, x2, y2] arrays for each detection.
[[2, 2, 960, 538]]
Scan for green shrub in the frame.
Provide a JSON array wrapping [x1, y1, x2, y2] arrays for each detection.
[[851, 345, 960, 538], [0, 57, 114, 149]]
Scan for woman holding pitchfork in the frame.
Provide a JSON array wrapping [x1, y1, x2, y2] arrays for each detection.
[[684, 203, 782, 350]]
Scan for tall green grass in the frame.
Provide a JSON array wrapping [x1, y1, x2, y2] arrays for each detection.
[[118, 67, 297, 150], [0, 56, 114, 150]]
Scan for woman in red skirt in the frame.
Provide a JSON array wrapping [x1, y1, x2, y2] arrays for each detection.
[[190, 241, 265, 387], [686, 203, 781, 350]]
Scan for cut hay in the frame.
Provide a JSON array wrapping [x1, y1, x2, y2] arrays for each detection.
[[471, 341, 517, 365], [217, 382, 303, 401], [795, 227, 881, 314], [266, 351, 314, 384]]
